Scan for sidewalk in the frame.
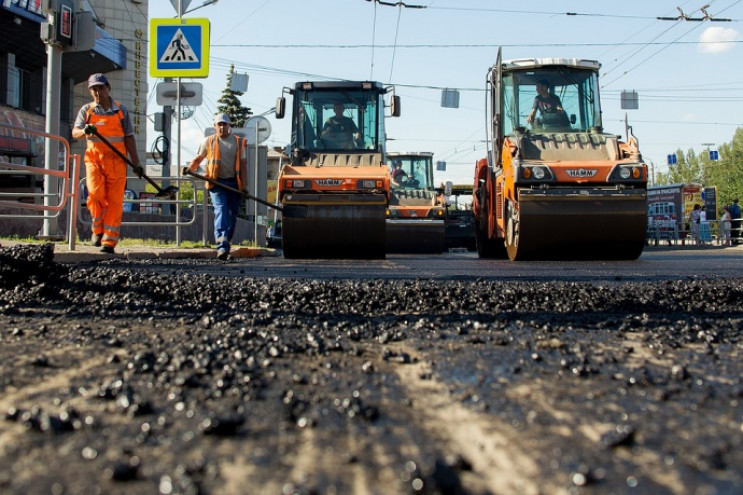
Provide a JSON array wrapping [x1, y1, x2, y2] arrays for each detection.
[[0, 239, 280, 263]]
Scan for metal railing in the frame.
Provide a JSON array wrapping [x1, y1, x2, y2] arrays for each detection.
[[1, 122, 211, 250], [647, 219, 741, 246], [0, 122, 82, 250], [76, 177, 200, 222]]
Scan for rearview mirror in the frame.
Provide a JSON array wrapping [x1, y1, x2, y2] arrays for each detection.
[[275, 97, 286, 119], [444, 181, 453, 196], [390, 95, 401, 117]]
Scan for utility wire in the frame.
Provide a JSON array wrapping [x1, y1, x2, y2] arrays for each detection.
[[369, 0, 377, 79], [388, 3, 403, 81], [210, 40, 743, 49]]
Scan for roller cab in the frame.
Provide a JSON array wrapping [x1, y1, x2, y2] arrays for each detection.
[[276, 81, 399, 259], [473, 50, 648, 261], [385, 152, 446, 253]]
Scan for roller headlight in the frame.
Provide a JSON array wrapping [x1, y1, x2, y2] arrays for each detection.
[[520, 164, 554, 182], [608, 163, 645, 182], [285, 179, 307, 188], [359, 179, 382, 189]]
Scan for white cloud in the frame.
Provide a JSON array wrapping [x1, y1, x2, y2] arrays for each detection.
[[698, 26, 742, 54]]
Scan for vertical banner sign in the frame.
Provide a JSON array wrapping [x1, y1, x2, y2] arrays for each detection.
[[57, 0, 74, 45], [149, 18, 210, 78]]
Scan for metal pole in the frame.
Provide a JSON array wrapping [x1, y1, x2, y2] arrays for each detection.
[[42, 35, 62, 239], [254, 124, 259, 245], [176, 0, 183, 246]]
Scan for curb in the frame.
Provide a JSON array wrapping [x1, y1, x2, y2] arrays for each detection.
[[0, 240, 281, 263]]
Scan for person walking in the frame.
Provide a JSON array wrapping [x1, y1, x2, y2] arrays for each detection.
[[688, 204, 701, 244], [729, 198, 741, 244], [183, 113, 248, 260], [720, 205, 732, 246], [72, 73, 143, 254]]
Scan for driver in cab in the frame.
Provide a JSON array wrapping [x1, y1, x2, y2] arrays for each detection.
[[526, 79, 565, 126], [322, 103, 361, 149], [390, 160, 408, 188]]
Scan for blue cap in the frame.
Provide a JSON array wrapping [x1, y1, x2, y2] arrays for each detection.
[[88, 73, 109, 88]]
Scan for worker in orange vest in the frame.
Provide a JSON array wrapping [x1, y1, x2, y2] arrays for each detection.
[[72, 73, 143, 254], [183, 113, 248, 260]]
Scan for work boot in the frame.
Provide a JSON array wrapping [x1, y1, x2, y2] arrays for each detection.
[[100, 245, 115, 254], [217, 249, 229, 261], [91, 233, 102, 247]]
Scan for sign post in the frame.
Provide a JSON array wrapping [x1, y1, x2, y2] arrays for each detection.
[[150, 15, 210, 244]]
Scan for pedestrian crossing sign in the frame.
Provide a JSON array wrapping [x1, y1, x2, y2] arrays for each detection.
[[150, 18, 210, 78]]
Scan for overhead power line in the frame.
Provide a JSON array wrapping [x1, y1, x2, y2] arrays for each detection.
[[658, 5, 731, 21], [211, 40, 743, 49], [365, 0, 426, 8]]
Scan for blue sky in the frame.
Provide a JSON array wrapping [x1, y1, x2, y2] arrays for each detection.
[[146, 0, 743, 185]]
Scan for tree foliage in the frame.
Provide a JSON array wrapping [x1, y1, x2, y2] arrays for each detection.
[[216, 65, 252, 127], [653, 127, 743, 209]]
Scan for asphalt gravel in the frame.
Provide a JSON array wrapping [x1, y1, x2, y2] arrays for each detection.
[[1, 243, 742, 495]]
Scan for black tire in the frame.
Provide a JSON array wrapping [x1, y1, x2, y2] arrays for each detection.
[[475, 189, 507, 259]]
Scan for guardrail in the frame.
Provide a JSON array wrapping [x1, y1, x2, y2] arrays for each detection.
[[75, 175, 207, 247], [647, 219, 741, 246], [0, 122, 82, 250], [1, 122, 211, 250]]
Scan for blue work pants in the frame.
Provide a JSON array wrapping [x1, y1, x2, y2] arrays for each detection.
[[209, 178, 242, 252]]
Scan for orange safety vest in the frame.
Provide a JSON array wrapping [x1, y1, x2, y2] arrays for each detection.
[[84, 102, 127, 156], [204, 134, 245, 190]]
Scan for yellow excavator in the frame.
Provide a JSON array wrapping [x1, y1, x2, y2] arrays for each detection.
[[473, 49, 648, 260], [275, 81, 399, 259]]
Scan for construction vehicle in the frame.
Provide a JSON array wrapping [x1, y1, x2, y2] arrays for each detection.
[[472, 49, 648, 260], [385, 151, 447, 253], [443, 184, 476, 251], [275, 81, 399, 259]]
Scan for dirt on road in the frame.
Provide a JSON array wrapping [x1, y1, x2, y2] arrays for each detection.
[[1, 243, 742, 494]]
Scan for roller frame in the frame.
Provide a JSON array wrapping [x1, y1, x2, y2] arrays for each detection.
[[504, 187, 647, 261], [281, 193, 387, 259]]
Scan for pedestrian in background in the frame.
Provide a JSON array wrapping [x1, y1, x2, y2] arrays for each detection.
[[72, 73, 143, 254], [688, 204, 701, 243], [720, 205, 732, 246], [699, 205, 712, 244], [183, 113, 248, 260], [729, 198, 741, 244]]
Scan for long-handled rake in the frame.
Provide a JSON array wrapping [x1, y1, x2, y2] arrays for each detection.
[[183, 169, 306, 218], [90, 128, 179, 198]]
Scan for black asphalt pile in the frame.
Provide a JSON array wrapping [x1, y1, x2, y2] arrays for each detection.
[[0, 243, 67, 290], [1, 244, 742, 494]]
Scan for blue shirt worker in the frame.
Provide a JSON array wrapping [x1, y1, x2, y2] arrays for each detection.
[[72, 73, 142, 254], [183, 113, 248, 260]]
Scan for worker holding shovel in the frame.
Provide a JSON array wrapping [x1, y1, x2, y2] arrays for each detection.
[[72, 73, 143, 254], [182, 113, 248, 260]]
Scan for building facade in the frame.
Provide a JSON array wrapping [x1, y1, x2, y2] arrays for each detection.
[[0, 0, 148, 191]]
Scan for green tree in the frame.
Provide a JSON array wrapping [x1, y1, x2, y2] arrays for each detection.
[[216, 65, 252, 127], [654, 127, 743, 211], [703, 128, 743, 208], [656, 148, 703, 185]]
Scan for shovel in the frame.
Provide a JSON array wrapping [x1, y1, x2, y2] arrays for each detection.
[[184, 169, 307, 219], [89, 128, 179, 198]]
